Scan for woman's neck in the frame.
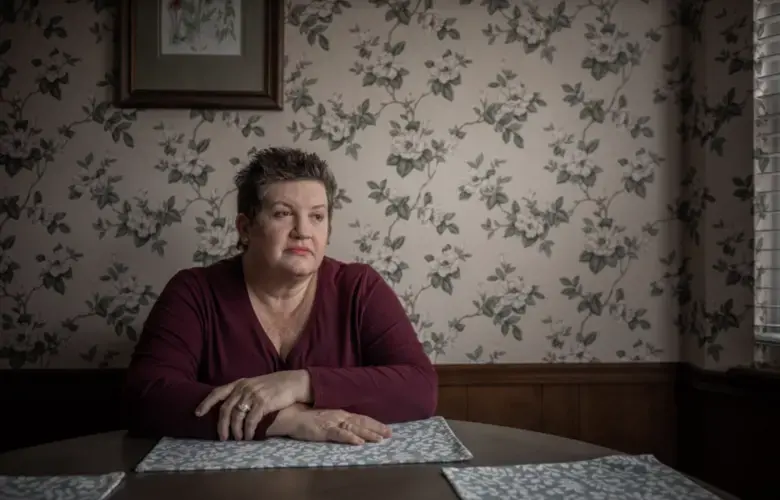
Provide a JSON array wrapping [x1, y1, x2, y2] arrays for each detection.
[[241, 254, 315, 311]]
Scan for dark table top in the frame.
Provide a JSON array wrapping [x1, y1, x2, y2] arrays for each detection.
[[0, 420, 735, 500]]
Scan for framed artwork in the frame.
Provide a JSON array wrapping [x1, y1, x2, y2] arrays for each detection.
[[117, 0, 284, 110]]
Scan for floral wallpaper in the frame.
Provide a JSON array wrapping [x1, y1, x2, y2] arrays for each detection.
[[0, 0, 759, 371]]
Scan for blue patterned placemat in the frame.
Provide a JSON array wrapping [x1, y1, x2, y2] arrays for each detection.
[[0, 472, 125, 500], [442, 454, 721, 500], [135, 416, 473, 472]]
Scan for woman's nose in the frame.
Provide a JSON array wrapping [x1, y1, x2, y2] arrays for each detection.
[[292, 216, 312, 238]]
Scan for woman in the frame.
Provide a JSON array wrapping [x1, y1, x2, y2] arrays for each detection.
[[122, 147, 438, 445]]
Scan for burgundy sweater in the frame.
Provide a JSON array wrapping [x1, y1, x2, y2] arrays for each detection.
[[122, 255, 438, 440]]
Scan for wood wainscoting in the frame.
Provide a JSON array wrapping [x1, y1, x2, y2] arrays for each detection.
[[0, 362, 678, 465], [434, 363, 678, 466]]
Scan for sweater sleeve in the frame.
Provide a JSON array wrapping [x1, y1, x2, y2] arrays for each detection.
[[122, 269, 277, 440], [306, 266, 438, 424]]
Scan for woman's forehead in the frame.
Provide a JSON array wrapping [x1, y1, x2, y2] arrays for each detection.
[[263, 180, 327, 208]]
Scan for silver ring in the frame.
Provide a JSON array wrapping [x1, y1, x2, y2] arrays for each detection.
[[236, 402, 251, 413]]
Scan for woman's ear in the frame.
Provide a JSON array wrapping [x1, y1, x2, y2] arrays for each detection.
[[235, 213, 252, 246]]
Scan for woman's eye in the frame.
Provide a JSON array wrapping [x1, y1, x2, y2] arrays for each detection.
[[274, 211, 291, 218], [312, 214, 324, 222]]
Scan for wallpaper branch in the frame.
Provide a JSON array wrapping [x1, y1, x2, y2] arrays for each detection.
[[0, 0, 757, 370]]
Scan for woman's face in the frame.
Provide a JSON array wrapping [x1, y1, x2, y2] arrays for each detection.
[[237, 180, 330, 278]]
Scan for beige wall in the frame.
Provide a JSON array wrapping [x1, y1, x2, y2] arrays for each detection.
[[0, 0, 757, 370]]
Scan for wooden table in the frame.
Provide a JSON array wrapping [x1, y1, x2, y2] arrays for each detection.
[[0, 420, 734, 499]]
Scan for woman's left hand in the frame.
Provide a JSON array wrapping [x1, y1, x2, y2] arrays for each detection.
[[195, 370, 311, 441]]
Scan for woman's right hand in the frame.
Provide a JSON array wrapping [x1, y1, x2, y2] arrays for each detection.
[[274, 405, 392, 445]]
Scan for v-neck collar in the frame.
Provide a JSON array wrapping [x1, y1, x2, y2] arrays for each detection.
[[233, 255, 323, 366]]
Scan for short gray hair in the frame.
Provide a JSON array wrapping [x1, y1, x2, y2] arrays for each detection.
[[234, 147, 337, 248]]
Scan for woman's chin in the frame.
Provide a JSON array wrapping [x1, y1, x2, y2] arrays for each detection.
[[278, 256, 317, 276]]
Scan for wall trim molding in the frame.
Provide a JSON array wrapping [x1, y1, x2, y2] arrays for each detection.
[[0, 361, 679, 396], [436, 362, 677, 385]]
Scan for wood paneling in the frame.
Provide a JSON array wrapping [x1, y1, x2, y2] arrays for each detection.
[[2, 362, 779, 499], [434, 363, 677, 466]]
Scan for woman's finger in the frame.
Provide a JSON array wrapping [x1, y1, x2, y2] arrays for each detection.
[[342, 421, 384, 443], [195, 384, 232, 416], [326, 425, 364, 445], [352, 415, 392, 438], [231, 397, 253, 440], [242, 401, 266, 440], [218, 390, 244, 440]]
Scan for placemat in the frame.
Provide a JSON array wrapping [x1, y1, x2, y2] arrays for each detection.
[[0, 472, 125, 500], [135, 416, 473, 472], [442, 454, 721, 500]]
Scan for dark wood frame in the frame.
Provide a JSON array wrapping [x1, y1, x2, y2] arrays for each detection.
[[116, 0, 284, 110]]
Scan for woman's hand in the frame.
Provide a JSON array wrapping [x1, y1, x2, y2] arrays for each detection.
[[275, 405, 392, 445], [195, 370, 311, 441]]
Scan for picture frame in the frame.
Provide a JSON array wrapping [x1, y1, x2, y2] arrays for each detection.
[[117, 0, 284, 110]]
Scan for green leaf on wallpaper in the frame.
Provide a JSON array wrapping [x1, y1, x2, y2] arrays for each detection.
[[555, 170, 570, 184], [726, 270, 741, 286], [589, 61, 609, 81], [318, 35, 330, 51], [189, 137, 211, 154], [587, 254, 606, 274], [391, 7, 412, 25], [728, 58, 746, 74], [395, 201, 411, 220], [442, 85, 454, 101], [388, 41, 406, 56], [388, 236, 405, 250], [583, 139, 599, 154], [0, 235, 14, 250], [168, 170, 182, 183], [484, 0, 510, 15], [126, 326, 138, 342], [189, 109, 215, 122], [81, 346, 97, 362], [710, 136, 725, 156], [53, 278, 66, 295], [151, 240, 166, 257], [43, 16, 67, 39], [646, 29, 661, 42], [441, 277, 454, 295], [707, 344, 723, 362]]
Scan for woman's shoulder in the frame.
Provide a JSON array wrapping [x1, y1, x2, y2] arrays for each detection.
[[160, 256, 240, 295], [320, 256, 384, 292]]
